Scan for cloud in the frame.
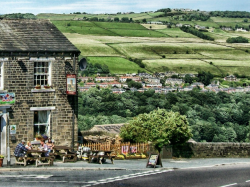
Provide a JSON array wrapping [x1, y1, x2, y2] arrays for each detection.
[[1, 0, 249, 14]]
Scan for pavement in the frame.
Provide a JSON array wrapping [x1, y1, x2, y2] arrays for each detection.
[[1, 157, 250, 171]]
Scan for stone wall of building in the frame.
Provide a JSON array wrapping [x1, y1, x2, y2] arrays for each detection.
[[4, 55, 78, 154], [172, 142, 250, 158]]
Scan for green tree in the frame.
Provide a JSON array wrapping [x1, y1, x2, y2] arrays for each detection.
[[120, 109, 192, 152], [114, 17, 119, 22]]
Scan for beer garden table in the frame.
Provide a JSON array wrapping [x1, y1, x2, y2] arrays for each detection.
[[53, 146, 77, 162], [15, 150, 53, 167], [88, 150, 115, 164]]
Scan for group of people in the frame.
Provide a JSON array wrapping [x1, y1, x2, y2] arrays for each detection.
[[14, 138, 54, 157]]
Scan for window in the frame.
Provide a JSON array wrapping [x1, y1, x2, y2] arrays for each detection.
[[0, 62, 3, 90], [34, 111, 50, 137], [34, 62, 51, 87]]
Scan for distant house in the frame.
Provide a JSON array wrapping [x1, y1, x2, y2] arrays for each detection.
[[245, 86, 250, 92], [138, 73, 152, 78], [85, 82, 97, 87], [152, 87, 162, 93], [224, 75, 237, 81], [79, 86, 91, 92], [176, 23, 183, 27], [95, 77, 116, 82], [235, 86, 244, 92], [195, 25, 206, 30], [165, 78, 184, 86], [137, 88, 148, 93], [119, 76, 141, 82], [221, 27, 232, 31], [146, 83, 162, 88], [111, 88, 126, 94], [191, 82, 204, 89], [236, 28, 247, 32], [206, 84, 218, 90], [179, 73, 196, 78], [147, 22, 163, 25], [183, 86, 193, 92], [79, 77, 93, 83], [146, 78, 161, 83]]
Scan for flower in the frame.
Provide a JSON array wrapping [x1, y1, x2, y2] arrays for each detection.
[[0, 155, 4, 159]]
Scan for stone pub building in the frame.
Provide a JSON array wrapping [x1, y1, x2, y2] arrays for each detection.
[[0, 19, 80, 156]]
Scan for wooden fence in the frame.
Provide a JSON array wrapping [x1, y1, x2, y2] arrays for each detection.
[[81, 142, 149, 155]]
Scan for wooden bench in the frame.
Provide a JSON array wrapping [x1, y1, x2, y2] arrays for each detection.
[[53, 146, 77, 163], [15, 150, 54, 167], [35, 156, 53, 167], [88, 151, 115, 164]]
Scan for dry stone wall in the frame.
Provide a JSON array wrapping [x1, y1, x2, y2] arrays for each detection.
[[173, 142, 250, 158]]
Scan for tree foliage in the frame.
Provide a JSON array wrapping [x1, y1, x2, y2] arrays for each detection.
[[180, 26, 214, 41], [210, 11, 250, 18], [120, 109, 192, 152], [78, 88, 250, 143], [226, 36, 249, 43], [1, 13, 36, 19]]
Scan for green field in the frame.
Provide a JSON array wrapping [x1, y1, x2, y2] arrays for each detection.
[[87, 57, 146, 73], [47, 13, 250, 76], [143, 59, 221, 74], [210, 17, 247, 23], [157, 28, 198, 38]]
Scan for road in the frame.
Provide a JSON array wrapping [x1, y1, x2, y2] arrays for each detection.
[[1, 164, 250, 187]]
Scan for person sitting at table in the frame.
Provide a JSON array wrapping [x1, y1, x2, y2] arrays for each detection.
[[14, 139, 28, 157], [46, 137, 54, 150], [40, 140, 49, 157], [25, 141, 32, 150], [46, 137, 54, 155]]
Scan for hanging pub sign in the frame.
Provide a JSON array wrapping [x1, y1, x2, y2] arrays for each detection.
[[0, 93, 15, 105], [66, 74, 77, 95]]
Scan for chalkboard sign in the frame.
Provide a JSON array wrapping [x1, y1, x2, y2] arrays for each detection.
[[146, 153, 163, 168]]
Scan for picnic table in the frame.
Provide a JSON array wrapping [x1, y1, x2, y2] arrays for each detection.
[[53, 146, 77, 163], [15, 150, 53, 167], [88, 150, 115, 164]]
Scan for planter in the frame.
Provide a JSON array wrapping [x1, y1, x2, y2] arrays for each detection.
[[0, 158, 3, 167], [44, 86, 51, 89], [35, 85, 41, 89]]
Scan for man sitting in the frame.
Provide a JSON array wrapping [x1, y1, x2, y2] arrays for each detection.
[[14, 140, 28, 157]]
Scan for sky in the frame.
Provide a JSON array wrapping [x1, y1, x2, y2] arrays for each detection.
[[1, 0, 250, 15]]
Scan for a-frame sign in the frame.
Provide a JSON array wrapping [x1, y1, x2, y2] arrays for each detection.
[[146, 153, 163, 168]]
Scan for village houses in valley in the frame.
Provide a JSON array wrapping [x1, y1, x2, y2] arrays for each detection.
[[0, 19, 80, 156]]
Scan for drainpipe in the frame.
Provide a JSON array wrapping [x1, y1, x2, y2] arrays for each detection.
[[7, 112, 10, 166]]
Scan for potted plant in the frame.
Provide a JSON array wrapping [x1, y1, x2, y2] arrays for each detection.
[[44, 84, 51, 89], [35, 134, 43, 141], [35, 84, 41, 89], [0, 155, 4, 167]]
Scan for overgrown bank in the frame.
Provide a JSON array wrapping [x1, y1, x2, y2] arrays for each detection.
[[78, 88, 250, 143]]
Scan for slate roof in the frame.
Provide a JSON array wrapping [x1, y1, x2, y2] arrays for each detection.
[[89, 123, 125, 134], [0, 19, 79, 53]]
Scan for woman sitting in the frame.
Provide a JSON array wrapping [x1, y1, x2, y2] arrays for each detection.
[[25, 141, 32, 150], [46, 138, 54, 156]]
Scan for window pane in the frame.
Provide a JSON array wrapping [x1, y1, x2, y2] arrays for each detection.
[[34, 111, 38, 124], [38, 111, 48, 123]]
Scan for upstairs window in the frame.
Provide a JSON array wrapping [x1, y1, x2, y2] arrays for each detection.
[[34, 62, 51, 87]]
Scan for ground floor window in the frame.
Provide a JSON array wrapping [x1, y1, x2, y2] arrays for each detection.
[[34, 110, 50, 137]]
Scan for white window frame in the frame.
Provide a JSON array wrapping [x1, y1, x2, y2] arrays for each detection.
[[34, 61, 51, 88], [34, 110, 50, 137]]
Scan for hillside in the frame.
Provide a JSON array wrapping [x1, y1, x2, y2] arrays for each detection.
[[37, 11, 250, 76]]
